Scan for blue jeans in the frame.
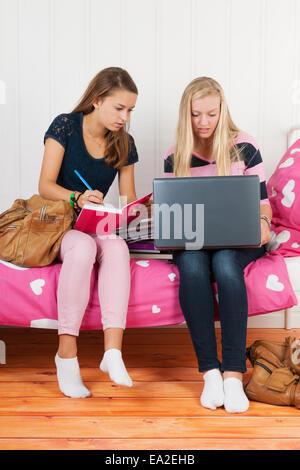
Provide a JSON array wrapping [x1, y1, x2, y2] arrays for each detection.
[[173, 246, 265, 373]]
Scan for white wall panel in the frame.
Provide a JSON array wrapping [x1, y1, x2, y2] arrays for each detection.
[[229, 0, 262, 143], [0, 0, 300, 212], [0, 0, 20, 208], [193, 0, 231, 93], [89, 0, 121, 74], [290, 0, 300, 138], [51, 0, 88, 114], [105, 0, 158, 205], [121, 0, 157, 196], [157, 0, 194, 174], [261, 0, 296, 178], [18, 0, 51, 199]]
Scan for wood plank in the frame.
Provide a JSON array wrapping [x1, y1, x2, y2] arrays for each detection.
[[0, 396, 299, 417], [3, 344, 197, 356], [0, 373, 254, 397], [0, 327, 299, 357], [0, 327, 192, 337], [1, 416, 300, 439], [0, 381, 204, 398], [0, 366, 202, 382], [0, 397, 205, 416], [1, 326, 300, 340], [0, 331, 194, 346], [0, 373, 272, 398], [0, 353, 199, 368], [0, 438, 299, 450]]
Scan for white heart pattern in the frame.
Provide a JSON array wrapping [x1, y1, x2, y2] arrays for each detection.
[[266, 274, 284, 292], [0, 260, 29, 270], [152, 305, 161, 313], [271, 187, 277, 198], [30, 318, 58, 329], [292, 242, 300, 248], [290, 148, 300, 154], [168, 273, 176, 282], [266, 230, 290, 252], [279, 157, 294, 168], [136, 260, 150, 267], [281, 180, 295, 208], [30, 279, 45, 295]]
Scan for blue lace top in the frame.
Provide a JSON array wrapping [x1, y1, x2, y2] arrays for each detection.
[[44, 112, 139, 197]]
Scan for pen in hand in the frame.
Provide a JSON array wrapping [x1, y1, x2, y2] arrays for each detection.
[[74, 170, 93, 190], [74, 170, 104, 205]]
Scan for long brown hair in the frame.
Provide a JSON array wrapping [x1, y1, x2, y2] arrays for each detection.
[[72, 67, 138, 168]]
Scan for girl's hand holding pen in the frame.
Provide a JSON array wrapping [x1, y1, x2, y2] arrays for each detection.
[[73, 170, 103, 208], [75, 190, 104, 208]]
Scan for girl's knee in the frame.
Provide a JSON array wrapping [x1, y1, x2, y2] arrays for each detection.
[[174, 250, 210, 280], [212, 251, 242, 282], [95, 235, 130, 262], [60, 231, 97, 264]]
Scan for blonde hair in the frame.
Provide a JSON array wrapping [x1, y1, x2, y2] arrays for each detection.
[[174, 77, 244, 177], [72, 67, 138, 169]]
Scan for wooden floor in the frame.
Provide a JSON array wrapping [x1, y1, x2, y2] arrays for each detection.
[[0, 326, 300, 450]]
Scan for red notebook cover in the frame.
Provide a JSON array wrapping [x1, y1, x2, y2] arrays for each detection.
[[74, 192, 152, 235]]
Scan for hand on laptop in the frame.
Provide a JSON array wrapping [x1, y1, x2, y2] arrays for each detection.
[[260, 219, 271, 245]]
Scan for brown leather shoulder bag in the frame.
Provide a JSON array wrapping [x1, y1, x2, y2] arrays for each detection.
[[0, 195, 76, 267]]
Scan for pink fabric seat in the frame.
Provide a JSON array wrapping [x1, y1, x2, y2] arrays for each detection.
[[0, 250, 296, 330]]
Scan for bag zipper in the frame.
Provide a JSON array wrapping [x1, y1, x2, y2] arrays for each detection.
[[254, 360, 272, 374], [40, 205, 46, 221]]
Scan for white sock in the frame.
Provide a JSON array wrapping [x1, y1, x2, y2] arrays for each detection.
[[224, 377, 249, 413], [55, 353, 91, 398], [100, 348, 132, 387], [200, 368, 224, 410]]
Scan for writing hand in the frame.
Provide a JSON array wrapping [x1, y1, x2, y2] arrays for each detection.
[[76, 190, 104, 208]]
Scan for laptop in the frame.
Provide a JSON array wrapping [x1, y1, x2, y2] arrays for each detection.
[[153, 175, 261, 250]]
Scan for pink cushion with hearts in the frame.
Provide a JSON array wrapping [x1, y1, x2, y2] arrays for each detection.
[[0, 259, 184, 329], [0, 248, 296, 330], [266, 139, 300, 256]]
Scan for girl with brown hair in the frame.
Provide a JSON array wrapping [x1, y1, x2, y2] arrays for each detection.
[[39, 67, 140, 397]]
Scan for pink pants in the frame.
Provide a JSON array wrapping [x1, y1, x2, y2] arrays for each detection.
[[57, 229, 131, 336]]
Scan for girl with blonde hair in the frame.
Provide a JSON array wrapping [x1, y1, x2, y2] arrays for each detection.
[[164, 77, 272, 413], [39, 67, 141, 397]]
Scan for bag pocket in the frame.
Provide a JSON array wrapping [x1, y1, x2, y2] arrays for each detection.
[[265, 367, 298, 392], [21, 217, 67, 267], [0, 225, 21, 261]]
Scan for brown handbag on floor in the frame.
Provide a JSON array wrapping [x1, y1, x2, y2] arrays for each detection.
[[0, 195, 76, 268], [245, 357, 300, 408], [245, 337, 300, 407], [246, 337, 300, 375]]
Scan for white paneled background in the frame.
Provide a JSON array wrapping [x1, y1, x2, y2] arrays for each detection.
[[0, 0, 300, 212]]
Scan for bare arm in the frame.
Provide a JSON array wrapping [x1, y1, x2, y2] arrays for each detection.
[[118, 164, 137, 207], [39, 138, 103, 207], [38, 138, 74, 201], [260, 203, 272, 220], [260, 203, 273, 245]]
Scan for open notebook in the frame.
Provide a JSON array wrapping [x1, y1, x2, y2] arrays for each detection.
[[74, 192, 152, 235]]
